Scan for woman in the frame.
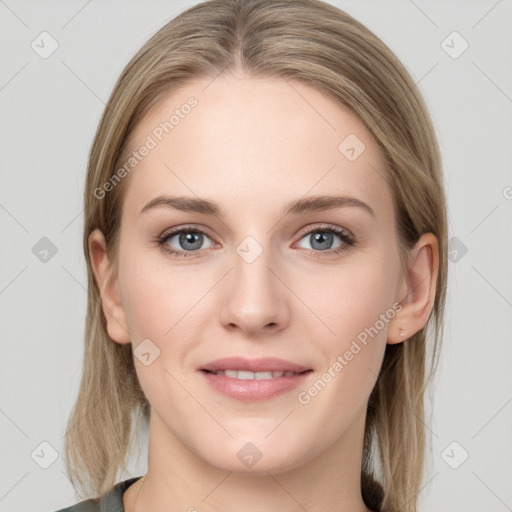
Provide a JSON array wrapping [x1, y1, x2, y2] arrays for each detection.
[[56, 0, 447, 511]]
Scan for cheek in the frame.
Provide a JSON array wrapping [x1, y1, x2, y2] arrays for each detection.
[[290, 251, 400, 411], [119, 245, 196, 340], [118, 253, 200, 404], [291, 264, 394, 429], [123, 277, 172, 341], [118, 248, 216, 391], [294, 255, 399, 347]]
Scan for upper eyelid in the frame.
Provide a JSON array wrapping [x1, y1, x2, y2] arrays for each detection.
[[161, 224, 215, 238], [295, 223, 352, 238]]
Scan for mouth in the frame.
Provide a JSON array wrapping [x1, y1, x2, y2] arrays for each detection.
[[198, 357, 313, 401]]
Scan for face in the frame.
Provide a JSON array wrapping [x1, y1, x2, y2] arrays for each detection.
[[110, 73, 405, 474]]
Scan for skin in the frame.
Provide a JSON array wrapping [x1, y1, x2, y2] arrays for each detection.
[[89, 72, 438, 512]]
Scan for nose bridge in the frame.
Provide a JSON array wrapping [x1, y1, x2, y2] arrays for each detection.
[[219, 236, 288, 334]]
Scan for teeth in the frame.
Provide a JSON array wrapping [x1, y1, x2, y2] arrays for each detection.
[[213, 370, 296, 379]]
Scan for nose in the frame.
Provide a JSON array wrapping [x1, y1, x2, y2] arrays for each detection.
[[218, 245, 290, 337]]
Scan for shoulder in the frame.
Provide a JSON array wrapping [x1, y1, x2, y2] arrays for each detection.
[[54, 499, 100, 512], [53, 496, 100, 512], [52, 476, 143, 512]]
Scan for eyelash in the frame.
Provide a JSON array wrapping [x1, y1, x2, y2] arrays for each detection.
[[155, 224, 355, 259]]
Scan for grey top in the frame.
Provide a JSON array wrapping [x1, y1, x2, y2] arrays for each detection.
[[54, 474, 381, 511], [54, 477, 143, 512]]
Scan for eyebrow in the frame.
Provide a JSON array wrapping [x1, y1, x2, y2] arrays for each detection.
[[139, 194, 375, 218]]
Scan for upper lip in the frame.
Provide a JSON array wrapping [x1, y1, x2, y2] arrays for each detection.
[[200, 357, 311, 373]]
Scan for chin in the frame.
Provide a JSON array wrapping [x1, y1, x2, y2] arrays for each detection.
[[196, 437, 308, 475]]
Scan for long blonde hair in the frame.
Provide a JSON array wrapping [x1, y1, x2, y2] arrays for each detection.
[[64, 1, 448, 510]]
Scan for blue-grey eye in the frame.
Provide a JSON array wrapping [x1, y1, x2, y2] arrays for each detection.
[[163, 230, 213, 252], [297, 229, 345, 251]]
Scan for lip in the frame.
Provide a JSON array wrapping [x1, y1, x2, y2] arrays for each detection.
[[200, 371, 312, 401], [200, 356, 311, 373], [199, 357, 313, 402]]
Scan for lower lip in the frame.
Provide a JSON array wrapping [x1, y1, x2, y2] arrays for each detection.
[[199, 370, 313, 401]]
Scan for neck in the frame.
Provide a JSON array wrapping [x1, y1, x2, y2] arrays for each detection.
[[124, 410, 373, 512]]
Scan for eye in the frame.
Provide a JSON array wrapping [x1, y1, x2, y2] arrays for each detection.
[[157, 226, 216, 257], [295, 225, 355, 256], [155, 224, 355, 259]]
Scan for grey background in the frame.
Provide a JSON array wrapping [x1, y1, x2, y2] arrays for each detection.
[[1, 0, 511, 511]]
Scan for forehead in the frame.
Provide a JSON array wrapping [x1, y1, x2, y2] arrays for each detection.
[[121, 73, 392, 223]]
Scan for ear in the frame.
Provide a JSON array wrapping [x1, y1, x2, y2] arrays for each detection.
[[88, 229, 131, 344], [387, 232, 439, 344]]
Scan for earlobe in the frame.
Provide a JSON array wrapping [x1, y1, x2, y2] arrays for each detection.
[[387, 233, 439, 344], [88, 229, 131, 344]]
